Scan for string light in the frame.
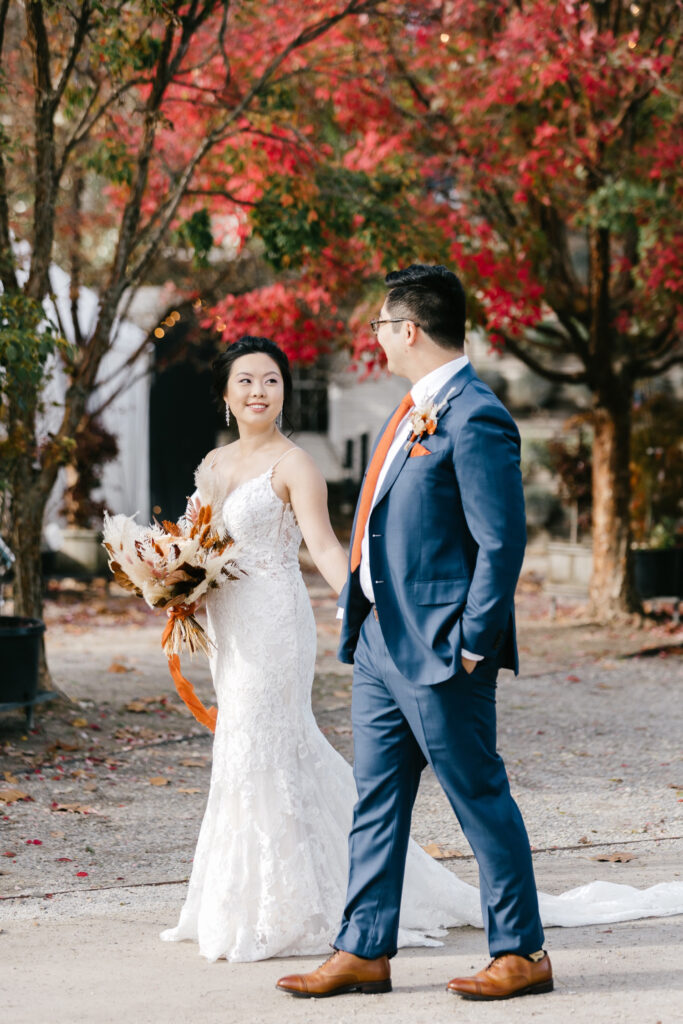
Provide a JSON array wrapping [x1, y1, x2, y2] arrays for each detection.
[[440, 33, 450, 43], [630, 3, 641, 15], [154, 327, 165, 339]]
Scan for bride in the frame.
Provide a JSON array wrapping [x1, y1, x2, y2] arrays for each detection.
[[161, 335, 683, 963]]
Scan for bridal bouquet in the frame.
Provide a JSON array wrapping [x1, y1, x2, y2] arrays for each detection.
[[102, 504, 242, 732]]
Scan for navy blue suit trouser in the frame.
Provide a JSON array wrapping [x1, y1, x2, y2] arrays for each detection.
[[334, 611, 544, 959]]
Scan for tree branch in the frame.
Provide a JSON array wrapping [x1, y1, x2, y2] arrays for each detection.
[[629, 321, 678, 374], [0, 0, 10, 57], [25, 0, 58, 299], [499, 330, 589, 384], [88, 367, 153, 420], [0, 0, 17, 293], [185, 187, 258, 207], [53, 1, 92, 109], [122, 0, 382, 291], [632, 347, 683, 378], [58, 77, 146, 175]]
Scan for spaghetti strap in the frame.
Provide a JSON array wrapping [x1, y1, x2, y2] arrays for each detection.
[[269, 447, 300, 474]]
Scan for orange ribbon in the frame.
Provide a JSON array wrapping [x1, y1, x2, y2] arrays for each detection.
[[161, 605, 217, 733], [166, 653, 217, 732]]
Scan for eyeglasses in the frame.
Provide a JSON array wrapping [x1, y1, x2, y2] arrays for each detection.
[[369, 318, 418, 336]]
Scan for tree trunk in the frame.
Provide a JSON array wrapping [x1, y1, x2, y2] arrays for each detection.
[[8, 448, 65, 693], [9, 464, 51, 685], [588, 393, 640, 619]]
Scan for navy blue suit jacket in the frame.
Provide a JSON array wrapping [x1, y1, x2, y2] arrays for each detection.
[[337, 363, 526, 685]]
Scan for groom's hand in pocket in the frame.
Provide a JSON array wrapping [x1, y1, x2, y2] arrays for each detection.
[[461, 656, 477, 674]]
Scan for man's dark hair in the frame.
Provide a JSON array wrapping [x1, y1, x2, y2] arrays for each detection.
[[385, 264, 466, 350]]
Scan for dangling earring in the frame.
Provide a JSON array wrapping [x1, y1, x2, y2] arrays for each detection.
[[225, 404, 230, 428], [276, 410, 283, 430]]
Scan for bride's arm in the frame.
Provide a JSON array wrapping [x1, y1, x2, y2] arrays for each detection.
[[284, 451, 349, 595]]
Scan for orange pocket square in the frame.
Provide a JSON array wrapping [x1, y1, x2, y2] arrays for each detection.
[[409, 442, 431, 457]]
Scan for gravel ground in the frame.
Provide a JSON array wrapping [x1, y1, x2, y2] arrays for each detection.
[[1, 573, 682, 1022]]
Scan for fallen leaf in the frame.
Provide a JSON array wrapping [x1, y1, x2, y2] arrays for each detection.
[[148, 776, 170, 786], [46, 740, 81, 754], [51, 803, 96, 815], [125, 700, 148, 712], [179, 759, 206, 768], [50, 830, 65, 839], [566, 674, 581, 682], [177, 787, 202, 794], [2, 851, 16, 858], [591, 852, 635, 863], [578, 836, 589, 844], [76, 871, 88, 877], [71, 718, 88, 728], [26, 839, 43, 845], [3, 771, 19, 785], [108, 661, 132, 673], [115, 726, 159, 742], [421, 842, 466, 860], [56, 857, 73, 862], [0, 788, 31, 804], [333, 690, 350, 699]]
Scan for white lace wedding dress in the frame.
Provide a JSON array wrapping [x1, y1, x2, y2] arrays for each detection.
[[161, 457, 683, 962]]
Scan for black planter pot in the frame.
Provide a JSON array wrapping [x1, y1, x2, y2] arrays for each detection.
[[0, 616, 53, 729], [633, 548, 683, 600]]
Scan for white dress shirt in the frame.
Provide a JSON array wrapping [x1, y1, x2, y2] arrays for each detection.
[[354, 354, 482, 661]]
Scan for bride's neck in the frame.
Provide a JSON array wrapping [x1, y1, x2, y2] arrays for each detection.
[[234, 425, 280, 457]]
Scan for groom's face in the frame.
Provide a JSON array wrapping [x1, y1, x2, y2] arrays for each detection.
[[376, 303, 406, 375]]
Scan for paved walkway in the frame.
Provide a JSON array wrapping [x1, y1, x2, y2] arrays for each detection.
[[1, 575, 681, 1022]]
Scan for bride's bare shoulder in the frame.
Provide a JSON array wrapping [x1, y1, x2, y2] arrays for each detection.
[[199, 443, 237, 471], [279, 446, 324, 484]]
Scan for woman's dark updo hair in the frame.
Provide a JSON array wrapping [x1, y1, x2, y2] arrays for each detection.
[[211, 336, 293, 409]]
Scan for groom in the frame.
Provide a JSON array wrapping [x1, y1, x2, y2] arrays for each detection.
[[277, 264, 551, 1001]]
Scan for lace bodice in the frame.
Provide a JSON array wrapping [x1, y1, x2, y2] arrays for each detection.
[[221, 468, 302, 576]]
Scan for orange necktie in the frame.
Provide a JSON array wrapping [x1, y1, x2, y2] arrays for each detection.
[[350, 391, 414, 572]]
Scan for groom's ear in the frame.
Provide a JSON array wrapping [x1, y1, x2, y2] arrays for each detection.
[[404, 320, 419, 347]]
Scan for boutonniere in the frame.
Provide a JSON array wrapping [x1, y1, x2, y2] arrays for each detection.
[[404, 388, 455, 451]]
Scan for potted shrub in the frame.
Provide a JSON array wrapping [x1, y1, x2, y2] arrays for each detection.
[[632, 518, 682, 600], [630, 391, 683, 601], [0, 536, 53, 727]]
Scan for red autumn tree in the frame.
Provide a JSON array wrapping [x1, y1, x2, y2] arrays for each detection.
[[335, 0, 682, 619], [0, 0, 381, 677]]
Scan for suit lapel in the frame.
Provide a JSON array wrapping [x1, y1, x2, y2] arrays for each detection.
[[373, 437, 410, 507], [373, 363, 477, 509]]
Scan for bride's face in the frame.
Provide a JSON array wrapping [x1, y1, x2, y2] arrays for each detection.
[[225, 353, 285, 430]]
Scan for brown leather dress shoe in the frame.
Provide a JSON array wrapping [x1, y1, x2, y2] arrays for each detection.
[[447, 952, 553, 1000], [276, 950, 392, 998]]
